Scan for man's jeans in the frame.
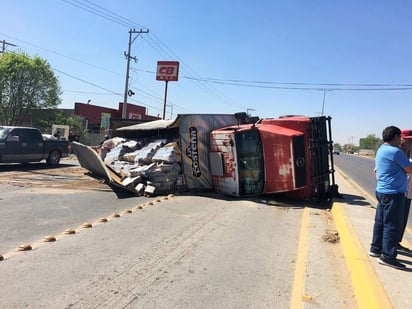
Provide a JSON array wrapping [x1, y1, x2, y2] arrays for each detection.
[[370, 192, 405, 260]]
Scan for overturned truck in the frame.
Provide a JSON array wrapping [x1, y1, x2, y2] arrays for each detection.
[[72, 113, 335, 201]]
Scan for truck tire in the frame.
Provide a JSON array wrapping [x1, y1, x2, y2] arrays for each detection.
[[47, 150, 61, 166]]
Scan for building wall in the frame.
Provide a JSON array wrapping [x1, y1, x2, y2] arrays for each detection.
[[74, 103, 119, 126], [9, 102, 160, 136], [74, 102, 161, 133], [118, 103, 146, 120]]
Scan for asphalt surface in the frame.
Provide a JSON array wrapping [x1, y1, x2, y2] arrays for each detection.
[[0, 156, 356, 308], [333, 153, 377, 202], [334, 153, 412, 233], [1, 154, 410, 308], [0, 193, 356, 308], [0, 157, 147, 254]]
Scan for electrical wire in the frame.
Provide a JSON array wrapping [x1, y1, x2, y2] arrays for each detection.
[[54, 68, 163, 112], [62, 0, 248, 110], [2, 32, 168, 112], [62, 0, 412, 94], [6, 0, 412, 123], [133, 68, 412, 91]]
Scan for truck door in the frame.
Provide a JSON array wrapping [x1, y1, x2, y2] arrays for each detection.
[[7, 129, 43, 162], [4, 130, 23, 161], [21, 129, 43, 161]]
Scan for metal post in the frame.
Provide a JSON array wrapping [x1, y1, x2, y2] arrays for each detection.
[[162, 81, 169, 120], [122, 30, 133, 119], [122, 29, 149, 119]]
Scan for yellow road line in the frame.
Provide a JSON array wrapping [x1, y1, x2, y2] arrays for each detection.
[[332, 202, 392, 308], [290, 207, 310, 309]]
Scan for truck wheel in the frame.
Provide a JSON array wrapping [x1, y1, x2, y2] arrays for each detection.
[[47, 150, 61, 165]]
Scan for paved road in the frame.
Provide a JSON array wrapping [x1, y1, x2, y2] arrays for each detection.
[[0, 159, 147, 254], [333, 153, 412, 232], [333, 153, 376, 201], [0, 157, 356, 308]]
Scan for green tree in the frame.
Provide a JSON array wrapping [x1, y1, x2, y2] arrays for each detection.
[[37, 110, 84, 136], [0, 51, 61, 125], [359, 134, 381, 150]]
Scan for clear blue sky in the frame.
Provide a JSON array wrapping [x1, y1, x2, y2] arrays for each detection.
[[1, 0, 411, 145]]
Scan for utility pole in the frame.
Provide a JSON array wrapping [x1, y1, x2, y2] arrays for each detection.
[[321, 90, 327, 116], [162, 81, 168, 120], [166, 104, 173, 119], [347, 136, 355, 153], [0, 40, 16, 53], [122, 28, 149, 119]]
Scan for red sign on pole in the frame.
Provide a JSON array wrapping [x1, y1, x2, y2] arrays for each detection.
[[156, 61, 179, 81]]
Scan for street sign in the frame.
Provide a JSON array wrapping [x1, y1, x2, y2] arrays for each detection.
[[156, 61, 179, 81]]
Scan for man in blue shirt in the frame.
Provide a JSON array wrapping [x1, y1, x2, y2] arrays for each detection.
[[370, 126, 412, 269]]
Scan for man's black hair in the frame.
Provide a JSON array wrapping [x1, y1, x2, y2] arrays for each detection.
[[382, 126, 401, 142]]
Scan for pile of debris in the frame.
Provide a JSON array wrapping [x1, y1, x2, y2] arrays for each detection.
[[97, 137, 184, 196]]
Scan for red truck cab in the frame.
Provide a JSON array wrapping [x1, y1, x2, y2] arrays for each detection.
[[210, 116, 331, 199]]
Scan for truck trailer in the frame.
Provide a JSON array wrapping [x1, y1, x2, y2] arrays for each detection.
[[72, 113, 335, 201]]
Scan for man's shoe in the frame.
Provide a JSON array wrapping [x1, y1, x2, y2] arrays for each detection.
[[377, 257, 406, 270], [397, 244, 412, 253], [368, 251, 380, 258]]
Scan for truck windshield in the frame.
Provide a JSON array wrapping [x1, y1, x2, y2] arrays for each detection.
[[0, 127, 11, 141], [235, 129, 264, 195]]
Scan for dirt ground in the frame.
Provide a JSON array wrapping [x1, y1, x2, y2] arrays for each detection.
[[0, 159, 110, 191]]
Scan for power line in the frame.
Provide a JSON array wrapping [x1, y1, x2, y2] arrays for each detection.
[[2, 33, 168, 113], [62, 0, 248, 110], [134, 68, 412, 91], [66, 1, 412, 100], [194, 77, 412, 88], [144, 33, 246, 109], [63, 0, 412, 107], [190, 80, 412, 91], [53, 68, 122, 95], [1, 33, 123, 77], [2, 34, 181, 113], [8, 0, 412, 121], [62, 0, 135, 28], [53, 68, 163, 112]]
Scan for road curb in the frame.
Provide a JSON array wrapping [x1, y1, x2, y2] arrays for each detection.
[[332, 202, 392, 308]]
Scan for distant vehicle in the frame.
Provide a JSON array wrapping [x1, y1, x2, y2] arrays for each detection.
[[0, 126, 70, 165], [332, 149, 340, 155]]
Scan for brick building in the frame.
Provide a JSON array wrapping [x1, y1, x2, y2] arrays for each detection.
[[74, 102, 160, 133]]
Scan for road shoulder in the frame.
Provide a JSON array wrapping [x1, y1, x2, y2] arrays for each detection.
[[333, 168, 412, 308]]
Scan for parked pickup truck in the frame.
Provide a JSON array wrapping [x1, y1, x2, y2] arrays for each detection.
[[0, 126, 70, 165]]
